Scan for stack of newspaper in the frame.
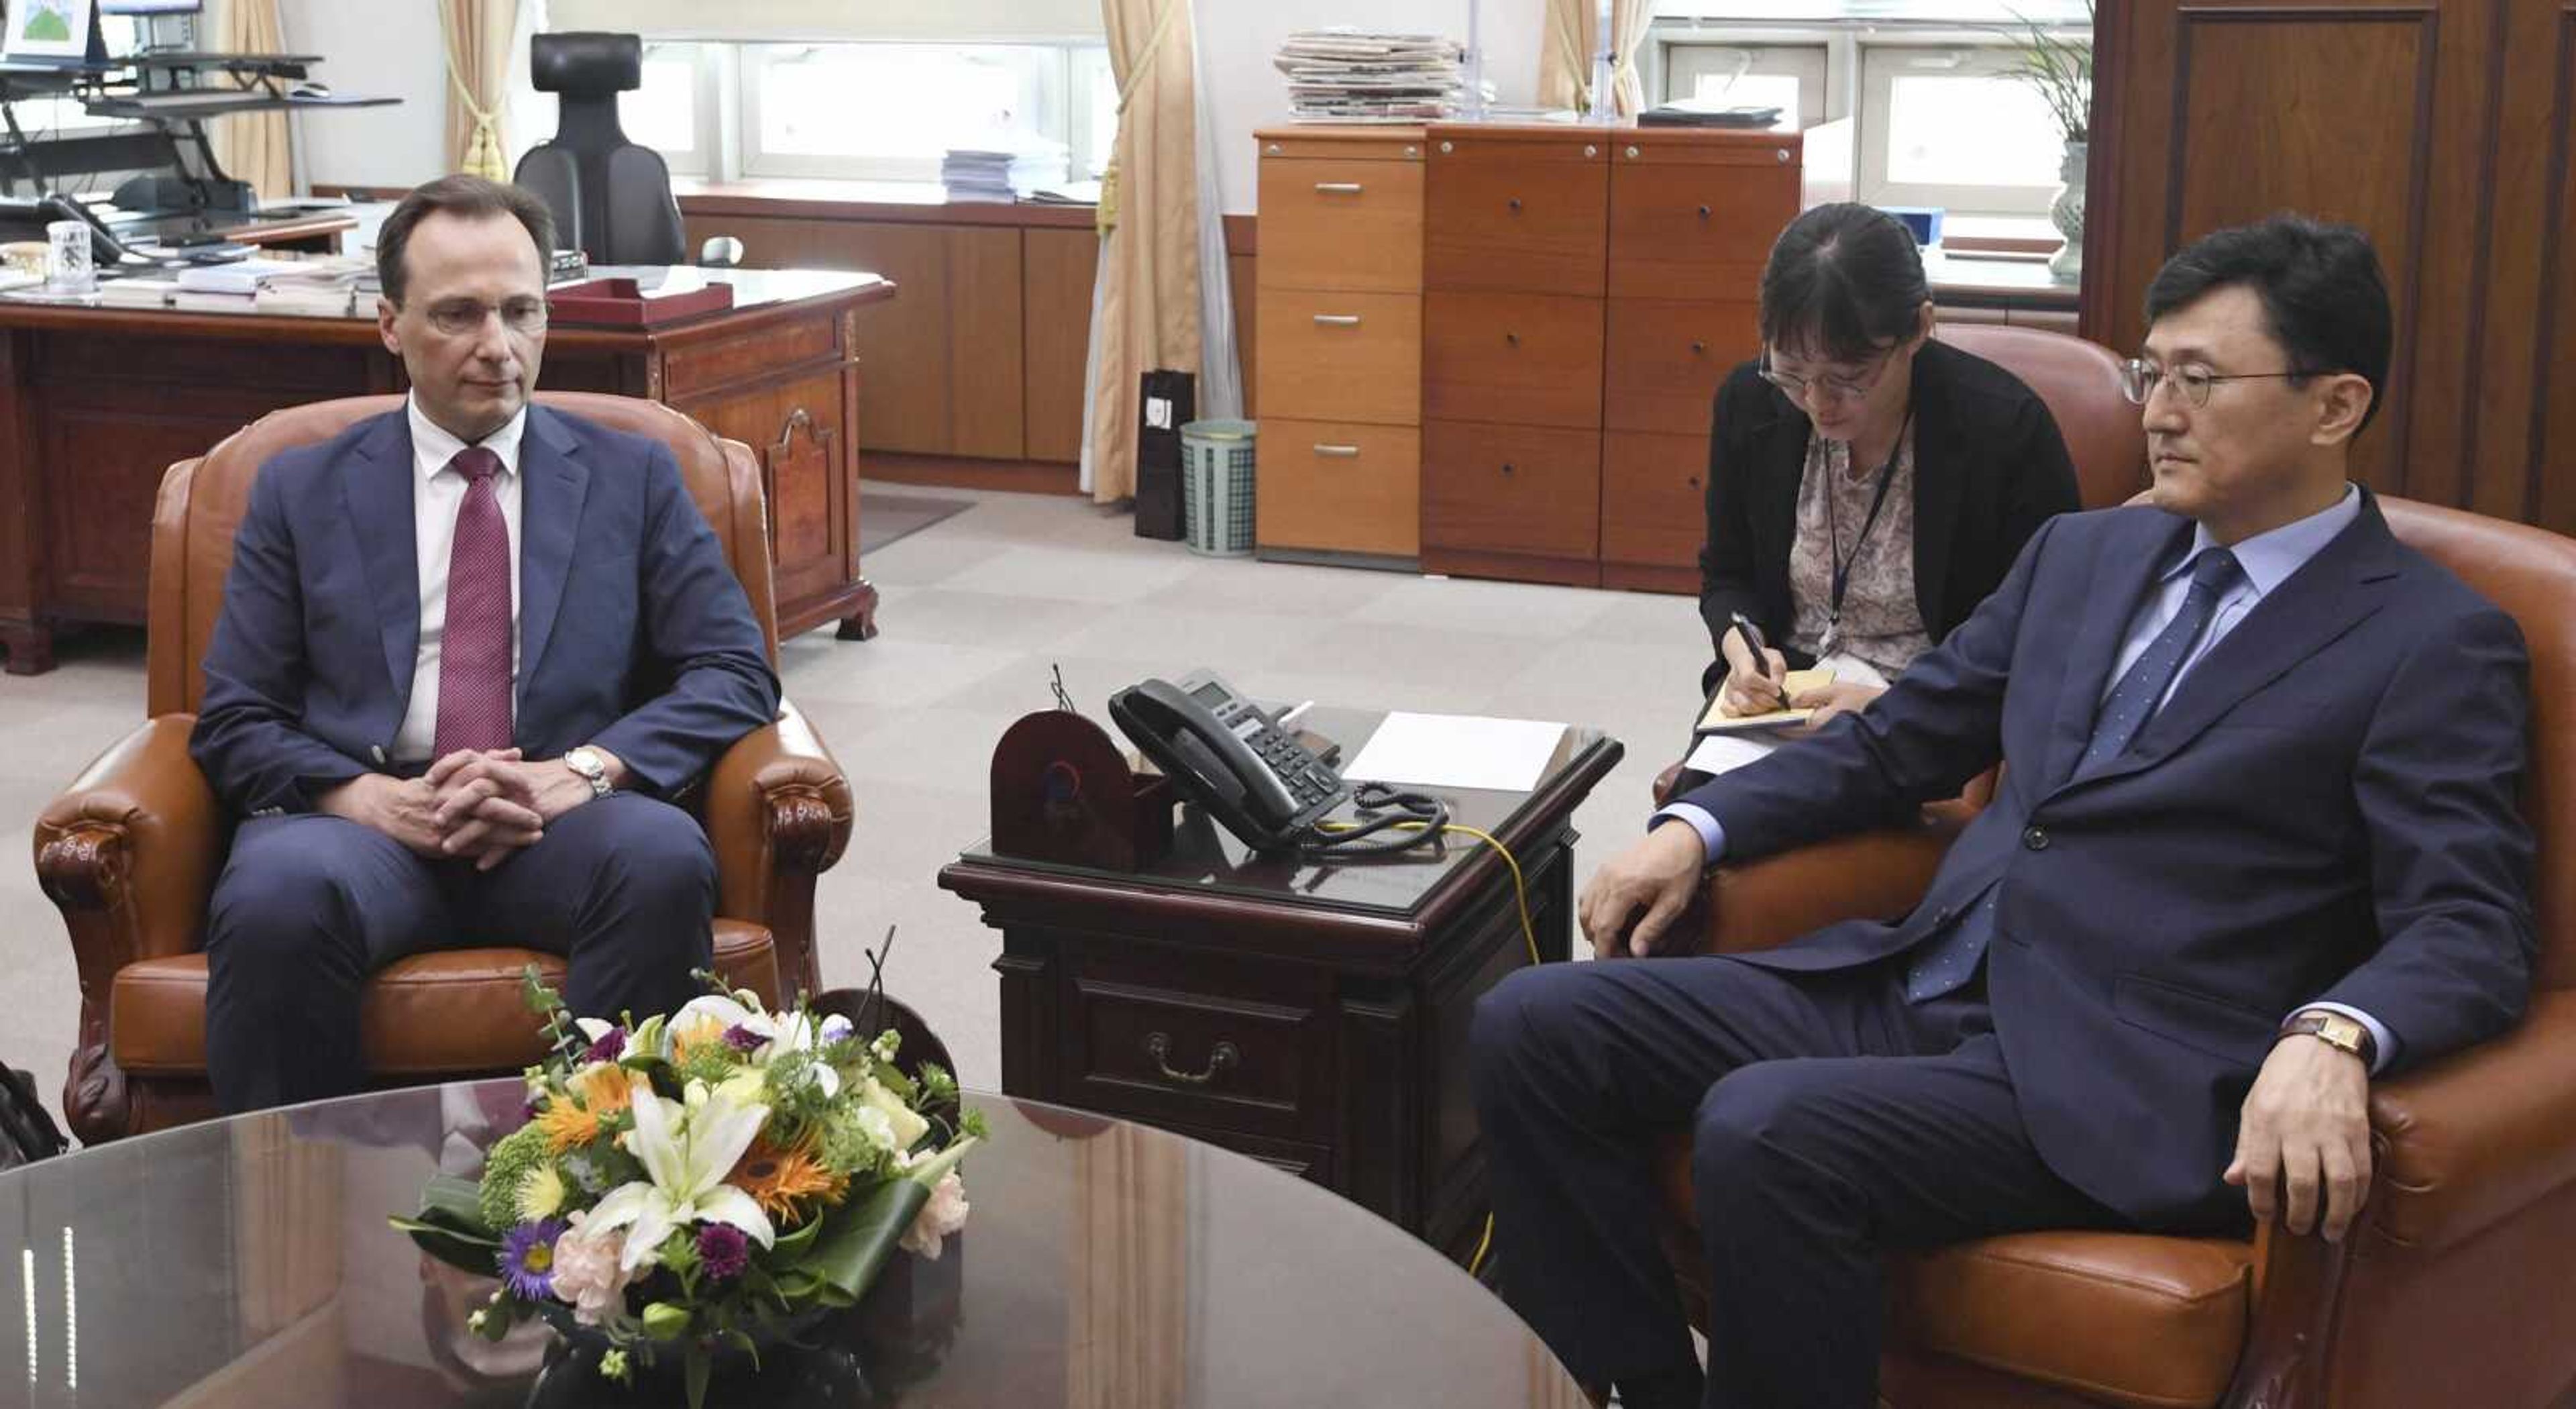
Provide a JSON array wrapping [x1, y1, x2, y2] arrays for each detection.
[[1276, 30, 1464, 123], [941, 134, 1073, 203]]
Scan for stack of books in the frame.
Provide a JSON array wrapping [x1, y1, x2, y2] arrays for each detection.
[[941, 135, 1072, 204], [1276, 30, 1465, 123]]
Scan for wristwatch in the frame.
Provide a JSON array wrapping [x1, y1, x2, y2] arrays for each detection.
[[2281, 1009, 2375, 1067], [561, 746, 613, 800]]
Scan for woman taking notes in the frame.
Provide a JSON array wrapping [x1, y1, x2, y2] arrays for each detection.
[[1699, 203, 2080, 728]]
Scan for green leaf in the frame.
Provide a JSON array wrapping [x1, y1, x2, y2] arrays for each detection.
[[685, 1345, 712, 1409], [393, 1175, 503, 1274], [768, 1213, 825, 1257], [800, 1179, 930, 1300]]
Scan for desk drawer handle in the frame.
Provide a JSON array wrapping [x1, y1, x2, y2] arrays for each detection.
[[1146, 1033, 1239, 1086], [1313, 443, 1362, 458], [1314, 181, 1364, 194], [1313, 313, 1362, 327]]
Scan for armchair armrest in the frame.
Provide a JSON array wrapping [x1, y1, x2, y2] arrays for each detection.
[[2361, 988, 2576, 1253], [1699, 815, 1963, 956], [702, 700, 853, 998]]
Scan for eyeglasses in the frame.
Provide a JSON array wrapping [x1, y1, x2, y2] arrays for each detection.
[[2119, 358, 2304, 408], [1760, 346, 1896, 404], [419, 297, 549, 336]]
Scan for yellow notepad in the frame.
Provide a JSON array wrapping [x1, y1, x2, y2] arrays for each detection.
[[1695, 667, 1835, 734]]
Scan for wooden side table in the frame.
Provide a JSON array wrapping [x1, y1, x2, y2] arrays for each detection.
[[938, 707, 1621, 1267]]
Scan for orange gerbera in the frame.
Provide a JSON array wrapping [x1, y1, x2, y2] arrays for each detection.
[[570, 1063, 635, 1117], [667, 1015, 728, 1068], [729, 1137, 846, 1222], [535, 1098, 602, 1153]]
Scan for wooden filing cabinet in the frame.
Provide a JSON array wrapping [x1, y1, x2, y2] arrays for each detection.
[[1254, 127, 1428, 564]]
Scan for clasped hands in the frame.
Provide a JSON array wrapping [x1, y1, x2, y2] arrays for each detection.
[[1574, 820, 2378, 1241], [321, 747, 609, 871]]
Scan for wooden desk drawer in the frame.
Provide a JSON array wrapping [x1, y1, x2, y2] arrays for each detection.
[[1603, 429, 1711, 573], [1424, 419, 1601, 560], [1606, 142, 1801, 300], [1256, 418, 1421, 558], [661, 308, 847, 400], [1424, 291, 1604, 429], [1258, 156, 1424, 294], [1256, 288, 1423, 425], [1065, 968, 1326, 1142], [1426, 137, 1608, 297], [1603, 297, 1758, 435]]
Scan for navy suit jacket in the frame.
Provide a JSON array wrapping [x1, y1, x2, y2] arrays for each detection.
[[1676, 492, 2535, 1227], [191, 405, 781, 817]]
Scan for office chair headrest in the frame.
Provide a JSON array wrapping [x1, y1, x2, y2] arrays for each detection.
[[531, 32, 643, 96]]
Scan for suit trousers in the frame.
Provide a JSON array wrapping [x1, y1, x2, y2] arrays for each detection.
[[1470, 953, 2127, 1409], [203, 792, 719, 1112]]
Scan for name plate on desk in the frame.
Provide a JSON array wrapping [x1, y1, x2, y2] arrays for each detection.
[[546, 274, 734, 327]]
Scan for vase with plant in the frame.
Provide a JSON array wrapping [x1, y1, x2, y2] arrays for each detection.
[[2001, 1, 2093, 279]]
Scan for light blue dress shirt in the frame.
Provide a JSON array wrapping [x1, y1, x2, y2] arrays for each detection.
[[1658, 486, 2396, 1069]]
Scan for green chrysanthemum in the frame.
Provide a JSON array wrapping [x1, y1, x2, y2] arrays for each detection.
[[478, 1124, 552, 1233]]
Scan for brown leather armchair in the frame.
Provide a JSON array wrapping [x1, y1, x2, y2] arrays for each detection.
[[1932, 323, 2146, 511], [33, 393, 855, 1146], [1654, 495, 2576, 1408]]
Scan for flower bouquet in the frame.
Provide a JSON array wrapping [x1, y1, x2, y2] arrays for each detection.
[[394, 970, 981, 1408]]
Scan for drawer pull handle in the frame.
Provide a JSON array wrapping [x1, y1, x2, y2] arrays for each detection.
[[1146, 1033, 1239, 1086], [1501, 462, 1517, 476], [1505, 331, 1520, 346], [1691, 340, 1708, 354], [1688, 475, 1703, 489], [1313, 313, 1362, 327], [1698, 204, 1711, 219], [1507, 197, 1523, 213], [1313, 443, 1362, 458], [1315, 181, 1364, 194]]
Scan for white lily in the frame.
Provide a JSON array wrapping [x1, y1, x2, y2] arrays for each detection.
[[665, 994, 840, 1098], [583, 1077, 775, 1273]]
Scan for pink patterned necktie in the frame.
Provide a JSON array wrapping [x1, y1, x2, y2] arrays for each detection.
[[431, 446, 514, 758]]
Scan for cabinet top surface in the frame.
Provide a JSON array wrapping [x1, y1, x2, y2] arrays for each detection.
[[950, 705, 1621, 919]]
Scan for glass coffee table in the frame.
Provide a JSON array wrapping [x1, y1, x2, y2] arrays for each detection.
[[0, 1084, 1585, 1406]]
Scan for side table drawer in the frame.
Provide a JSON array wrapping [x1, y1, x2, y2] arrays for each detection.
[[1066, 968, 1327, 1142]]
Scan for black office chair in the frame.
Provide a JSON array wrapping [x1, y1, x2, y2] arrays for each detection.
[[515, 32, 735, 267]]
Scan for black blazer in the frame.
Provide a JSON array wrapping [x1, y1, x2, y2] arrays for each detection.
[[1697, 339, 2081, 694]]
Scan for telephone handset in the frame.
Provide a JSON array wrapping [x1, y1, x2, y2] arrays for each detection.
[[1108, 670, 1350, 853]]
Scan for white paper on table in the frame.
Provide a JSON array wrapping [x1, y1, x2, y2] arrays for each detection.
[[1343, 711, 1568, 793], [1684, 731, 1779, 777]]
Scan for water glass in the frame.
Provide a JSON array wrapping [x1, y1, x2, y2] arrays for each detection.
[[44, 220, 95, 293]]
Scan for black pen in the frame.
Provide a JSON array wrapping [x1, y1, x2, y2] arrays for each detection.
[[1727, 612, 1791, 710]]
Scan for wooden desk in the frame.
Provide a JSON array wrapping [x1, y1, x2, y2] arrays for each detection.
[[938, 707, 1623, 1267], [0, 266, 894, 674]]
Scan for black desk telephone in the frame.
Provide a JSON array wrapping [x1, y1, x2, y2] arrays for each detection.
[[1108, 670, 1447, 856]]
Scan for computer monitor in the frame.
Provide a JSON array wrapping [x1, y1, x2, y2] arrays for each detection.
[[99, 1, 203, 13]]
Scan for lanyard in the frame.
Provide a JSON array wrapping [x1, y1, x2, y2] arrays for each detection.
[[1823, 409, 1913, 642]]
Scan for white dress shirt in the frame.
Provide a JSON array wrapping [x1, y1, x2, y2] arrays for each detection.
[[391, 395, 527, 764]]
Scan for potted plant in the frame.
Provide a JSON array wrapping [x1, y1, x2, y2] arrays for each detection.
[[2001, 1, 2094, 279]]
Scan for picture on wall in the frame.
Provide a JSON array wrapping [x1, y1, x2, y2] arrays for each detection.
[[3, 0, 97, 61]]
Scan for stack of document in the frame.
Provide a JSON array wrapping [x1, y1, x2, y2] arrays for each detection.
[[1275, 30, 1464, 123], [941, 134, 1072, 204]]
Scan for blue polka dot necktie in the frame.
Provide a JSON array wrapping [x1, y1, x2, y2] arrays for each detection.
[[1902, 547, 2243, 1004]]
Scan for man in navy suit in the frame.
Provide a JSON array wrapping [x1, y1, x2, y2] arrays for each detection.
[[191, 176, 780, 1112], [1472, 215, 2534, 1408]]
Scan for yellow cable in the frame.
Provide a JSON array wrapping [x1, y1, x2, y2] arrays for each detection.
[[1312, 815, 1538, 1279]]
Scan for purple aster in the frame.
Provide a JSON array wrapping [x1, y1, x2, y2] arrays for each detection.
[[722, 1024, 765, 1053], [582, 1028, 628, 1063], [498, 1218, 569, 1302], [696, 1223, 750, 1282]]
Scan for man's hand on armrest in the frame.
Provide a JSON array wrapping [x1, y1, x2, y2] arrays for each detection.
[[2228, 1029, 2374, 1243], [1579, 820, 1709, 959]]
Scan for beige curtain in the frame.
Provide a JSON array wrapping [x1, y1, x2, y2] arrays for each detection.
[[439, 0, 517, 178], [1067, 1123, 1190, 1408], [1538, 0, 1650, 117], [207, 0, 290, 198], [1081, 0, 1203, 503]]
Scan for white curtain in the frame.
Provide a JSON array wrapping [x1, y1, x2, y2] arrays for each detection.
[[1189, 22, 1241, 423], [502, 0, 551, 174]]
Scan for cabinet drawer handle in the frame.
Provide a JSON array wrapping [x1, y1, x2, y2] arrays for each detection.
[[1507, 197, 1523, 213], [1146, 1033, 1239, 1086], [1698, 204, 1711, 219], [1688, 475, 1703, 489], [1314, 181, 1364, 194], [1505, 331, 1520, 346], [1501, 462, 1517, 476], [1313, 443, 1362, 458], [1691, 340, 1708, 354], [1313, 313, 1362, 327]]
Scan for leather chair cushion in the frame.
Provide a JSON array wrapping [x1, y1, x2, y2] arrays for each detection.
[[1660, 1138, 2251, 1409], [111, 919, 780, 1076]]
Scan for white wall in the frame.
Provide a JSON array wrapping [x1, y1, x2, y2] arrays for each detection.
[[278, 0, 447, 191], [1196, 0, 1541, 214]]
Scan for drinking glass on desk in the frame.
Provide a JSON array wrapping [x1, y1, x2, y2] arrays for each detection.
[[44, 220, 95, 293]]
